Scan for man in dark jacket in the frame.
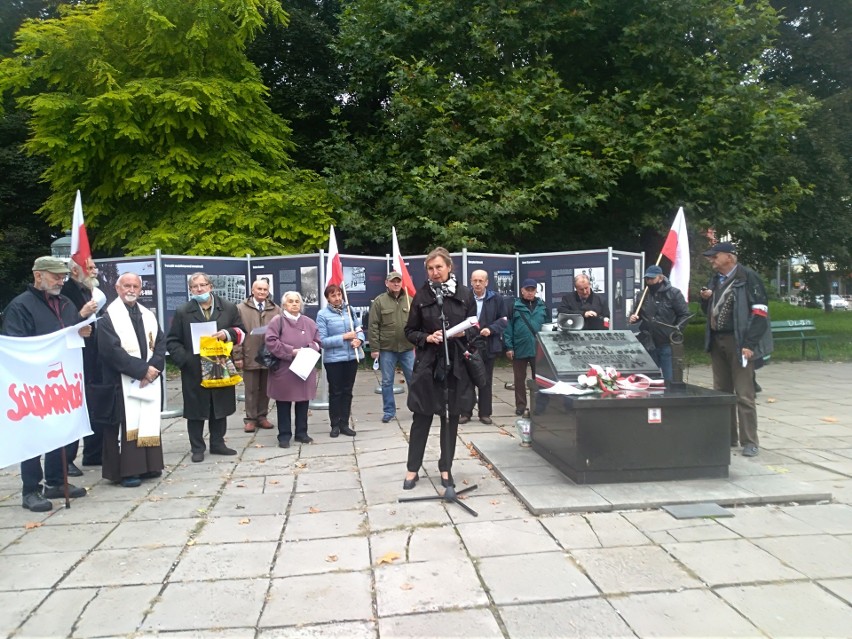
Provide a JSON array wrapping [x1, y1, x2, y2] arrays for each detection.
[[2, 256, 95, 511], [61, 258, 104, 471], [629, 265, 690, 381], [699, 242, 772, 457], [503, 278, 548, 417], [558, 273, 610, 330], [460, 270, 507, 425], [166, 272, 246, 463]]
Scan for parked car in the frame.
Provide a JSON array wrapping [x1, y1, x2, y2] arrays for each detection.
[[830, 295, 849, 310]]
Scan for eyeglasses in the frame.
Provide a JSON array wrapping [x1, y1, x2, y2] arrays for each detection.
[[190, 282, 211, 291]]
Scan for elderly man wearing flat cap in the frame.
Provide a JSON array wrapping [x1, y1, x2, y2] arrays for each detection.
[[629, 265, 690, 381], [369, 271, 415, 423], [2, 256, 98, 511], [504, 278, 548, 417], [699, 242, 773, 457]]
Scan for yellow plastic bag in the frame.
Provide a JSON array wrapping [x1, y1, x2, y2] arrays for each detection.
[[199, 336, 243, 388]]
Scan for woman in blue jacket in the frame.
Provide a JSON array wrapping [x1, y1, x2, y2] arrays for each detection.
[[317, 284, 364, 437]]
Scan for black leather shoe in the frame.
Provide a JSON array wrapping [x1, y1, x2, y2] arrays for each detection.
[[402, 473, 419, 490], [339, 426, 356, 437], [67, 462, 83, 477], [330, 426, 340, 437], [43, 484, 87, 499], [458, 415, 470, 424], [515, 408, 524, 416], [295, 435, 314, 444], [209, 445, 237, 456], [191, 451, 204, 463], [440, 472, 455, 488], [22, 492, 53, 512], [278, 440, 291, 448]]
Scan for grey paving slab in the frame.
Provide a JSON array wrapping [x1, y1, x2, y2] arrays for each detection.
[[0, 589, 49, 635], [289, 487, 365, 514], [374, 557, 488, 616], [99, 517, 200, 550], [752, 533, 852, 579], [584, 512, 650, 547], [539, 514, 605, 549], [1, 522, 113, 555], [0, 550, 83, 591], [366, 499, 455, 532], [273, 535, 371, 577], [571, 545, 701, 594], [819, 577, 852, 606], [212, 493, 289, 516], [170, 540, 278, 581], [715, 504, 824, 537], [406, 524, 470, 563], [259, 621, 377, 638], [717, 582, 852, 637], [478, 551, 598, 604], [294, 468, 361, 492], [72, 584, 164, 638], [663, 538, 805, 586], [283, 509, 367, 541], [194, 514, 285, 544], [499, 598, 636, 638], [610, 588, 759, 637], [60, 546, 183, 588], [127, 495, 217, 521], [142, 578, 267, 632], [18, 587, 96, 638], [455, 518, 560, 558], [780, 502, 852, 534], [261, 571, 373, 626], [379, 609, 502, 638], [148, 478, 223, 499]]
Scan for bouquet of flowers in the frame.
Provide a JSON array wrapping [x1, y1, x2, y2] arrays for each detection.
[[577, 365, 620, 392]]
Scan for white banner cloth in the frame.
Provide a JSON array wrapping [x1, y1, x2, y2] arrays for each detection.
[[0, 322, 94, 468]]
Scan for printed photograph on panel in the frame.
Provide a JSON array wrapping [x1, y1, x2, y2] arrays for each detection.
[[576, 267, 605, 293], [191, 274, 246, 305], [255, 274, 274, 301], [493, 270, 515, 296], [301, 266, 319, 305], [344, 266, 366, 292]]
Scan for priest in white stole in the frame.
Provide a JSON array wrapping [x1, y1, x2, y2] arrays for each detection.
[[97, 273, 166, 486]]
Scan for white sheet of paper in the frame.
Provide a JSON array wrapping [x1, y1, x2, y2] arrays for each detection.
[[190, 321, 218, 354], [540, 381, 597, 396], [92, 286, 107, 312], [127, 380, 159, 402], [446, 316, 479, 338], [250, 326, 268, 335], [290, 347, 321, 380]]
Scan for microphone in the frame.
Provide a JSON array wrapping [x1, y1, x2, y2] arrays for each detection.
[[430, 281, 444, 306]]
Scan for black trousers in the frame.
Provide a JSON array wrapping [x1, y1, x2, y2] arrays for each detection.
[[471, 355, 496, 417], [324, 359, 358, 429], [407, 412, 459, 474], [187, 417, 227, 453], [21, 448, 64, 494], [276, 400, 309, 441]]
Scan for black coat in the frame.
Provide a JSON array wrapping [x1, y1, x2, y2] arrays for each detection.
[[2, 285, 80, 337], [61, 279, 102, 383], [404, 280, 477, 416], [557, 291, 611, 330], [166, 295, 246, 420]]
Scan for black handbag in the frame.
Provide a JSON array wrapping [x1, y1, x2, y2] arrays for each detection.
[[254, 342, 281, 371], [463, 338, 489, 388]]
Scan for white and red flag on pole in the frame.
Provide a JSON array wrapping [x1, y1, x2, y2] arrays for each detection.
[[324, 225, 344, 288], [391, 227, 417, 298], [660, 207, 690, 301], [70, 190, 92, 271]]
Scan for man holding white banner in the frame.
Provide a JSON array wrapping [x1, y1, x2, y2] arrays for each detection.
[[1, 256, 96, 512]]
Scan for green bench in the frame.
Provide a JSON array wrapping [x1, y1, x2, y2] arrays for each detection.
[[770, 319, 827, 360]]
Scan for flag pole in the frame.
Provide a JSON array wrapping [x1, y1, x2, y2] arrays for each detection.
[[634, 253, 664, 316], [340, 281, 361, 363]]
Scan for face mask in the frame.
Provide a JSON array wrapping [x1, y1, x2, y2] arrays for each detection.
[[192, 292, 211, 303]]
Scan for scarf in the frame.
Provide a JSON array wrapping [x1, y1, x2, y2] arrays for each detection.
[[710, 273, 737, 332], [283, 310, 301, 321], [430, 272, 458, 300], [106, 298, 162, 447]]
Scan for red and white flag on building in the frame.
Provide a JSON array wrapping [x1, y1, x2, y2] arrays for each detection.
[[70, 190, 92, 271], [660, 207, 690, 301], [324, 225, 344, 288], [391, 227, 417, 298]]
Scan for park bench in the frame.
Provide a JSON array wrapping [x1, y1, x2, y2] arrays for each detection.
[[770, 319, 827, 360]]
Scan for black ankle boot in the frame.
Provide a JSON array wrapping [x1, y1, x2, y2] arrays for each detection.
[[339, 425, 356, 436]]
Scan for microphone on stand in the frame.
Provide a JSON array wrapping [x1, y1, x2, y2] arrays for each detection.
[[431, 281, 444, 307]]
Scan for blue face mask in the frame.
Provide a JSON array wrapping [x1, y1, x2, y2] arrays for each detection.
[[192, 292, 211, 303]]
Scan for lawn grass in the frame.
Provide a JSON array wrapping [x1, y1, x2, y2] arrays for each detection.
[[684, 301, 852, 365]]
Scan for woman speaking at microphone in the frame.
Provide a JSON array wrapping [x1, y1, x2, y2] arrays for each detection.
[[402, 247, 477, 490]]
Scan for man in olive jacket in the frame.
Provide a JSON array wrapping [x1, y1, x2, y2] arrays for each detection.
[[166, 272, 246, 463], [369, 271, 415, 423], [504, 279, 548, 417]]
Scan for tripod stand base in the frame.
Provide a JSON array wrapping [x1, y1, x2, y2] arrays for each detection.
[[398, 484, 479, 516]]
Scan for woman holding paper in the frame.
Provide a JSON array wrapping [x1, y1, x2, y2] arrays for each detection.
[[402, 247, 477, 490], [317, 284, 364, 438], [265, 291, 322, 447]]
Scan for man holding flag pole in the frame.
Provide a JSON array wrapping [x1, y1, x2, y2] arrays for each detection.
[[629, 207, 691, 381]]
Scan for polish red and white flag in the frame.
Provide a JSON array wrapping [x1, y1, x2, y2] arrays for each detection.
[[70, 190, 92, 271], [391, 227, 417, 298], [324, 225, 344, 288], [660, 207, 690, 301]]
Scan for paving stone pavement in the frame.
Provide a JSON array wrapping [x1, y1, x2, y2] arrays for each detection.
[[1, 361, 852, 638]]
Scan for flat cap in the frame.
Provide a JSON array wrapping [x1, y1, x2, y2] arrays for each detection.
[[32, 256, 69, 274], [386, 271, 403, 281]]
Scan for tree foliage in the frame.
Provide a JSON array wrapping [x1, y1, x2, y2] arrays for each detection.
[[326, 0, 809, 255], [0, 0, 334, 257]]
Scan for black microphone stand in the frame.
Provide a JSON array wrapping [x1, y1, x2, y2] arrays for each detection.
[[398, 283, 479, 516]]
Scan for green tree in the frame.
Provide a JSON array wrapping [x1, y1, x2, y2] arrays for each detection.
[[759, 0, 851, 307], [326, 0, 808, 256], [0, 0, 334, 257]]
